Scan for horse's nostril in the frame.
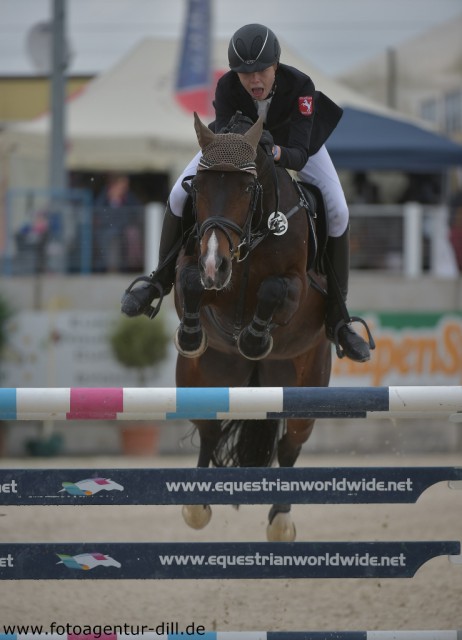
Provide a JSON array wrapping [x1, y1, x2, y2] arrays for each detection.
[[218, 257, 229, 273]]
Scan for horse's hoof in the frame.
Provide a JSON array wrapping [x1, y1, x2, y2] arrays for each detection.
[[237, 332, 273, 360], [182, 504, 212, 529], [266, 512, 296, 542], [174, 328, 208, 358]]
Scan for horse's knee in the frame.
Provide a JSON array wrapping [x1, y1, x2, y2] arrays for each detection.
[[179, 263, 203, 296], [257, 277, 288, 317], [258, 276, 304, 327]]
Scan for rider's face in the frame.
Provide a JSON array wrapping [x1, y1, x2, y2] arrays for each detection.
[[237, 64, 277, 101]]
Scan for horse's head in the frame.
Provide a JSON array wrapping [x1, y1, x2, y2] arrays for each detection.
[[192, 112, 263, 290]]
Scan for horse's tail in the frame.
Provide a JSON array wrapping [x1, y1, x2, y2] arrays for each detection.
[[211, 418, 281, 468]]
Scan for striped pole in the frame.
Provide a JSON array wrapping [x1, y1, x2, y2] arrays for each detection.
[[0, 386, 461, 421], [0, 630, 459, 639]]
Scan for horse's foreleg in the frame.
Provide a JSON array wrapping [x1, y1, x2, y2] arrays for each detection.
[[182, 420, 221, 530], [238, 276, 291, 360], [267, 417, 316, 542], [175, 263, 208, 358]]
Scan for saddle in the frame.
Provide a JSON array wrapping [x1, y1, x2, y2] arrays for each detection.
[[293, 180, 329, 276]]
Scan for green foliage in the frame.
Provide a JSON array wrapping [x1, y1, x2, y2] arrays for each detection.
[[109, 314, 169, 370]]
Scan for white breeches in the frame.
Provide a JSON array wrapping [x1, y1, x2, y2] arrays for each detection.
[[169, 152, 202, 217], [169, 145, 349, 238], [296, 145, 349, 237]]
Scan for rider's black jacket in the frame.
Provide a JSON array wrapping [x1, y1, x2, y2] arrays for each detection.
[[213, 63, 343, 172]]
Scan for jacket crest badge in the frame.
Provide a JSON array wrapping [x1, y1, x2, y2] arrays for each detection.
[[298, 96, 313, 116]]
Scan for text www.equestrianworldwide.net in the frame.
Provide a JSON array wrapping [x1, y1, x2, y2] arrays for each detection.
[[164, 476, 414, 496], [158, 551, 407, 569]]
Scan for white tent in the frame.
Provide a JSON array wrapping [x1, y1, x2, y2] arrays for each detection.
[[1, 37, 424, 175]]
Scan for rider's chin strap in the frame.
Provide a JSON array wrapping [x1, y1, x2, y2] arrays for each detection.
[[323, 253, 376, 359]]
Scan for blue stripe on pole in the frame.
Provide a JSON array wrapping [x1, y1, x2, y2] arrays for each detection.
[[0, 388, 16, 419], [167, 387, 229, 419]]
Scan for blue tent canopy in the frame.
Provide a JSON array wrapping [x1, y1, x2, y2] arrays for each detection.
[[327, 107, 462, 171]]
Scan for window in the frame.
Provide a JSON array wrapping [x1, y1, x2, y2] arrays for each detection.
[[420, 98, 438, 125], [444, 89, 462, 134]]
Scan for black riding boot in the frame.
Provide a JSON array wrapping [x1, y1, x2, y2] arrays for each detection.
[[325, 228, 371, 362], [121, 204, 183, 318]]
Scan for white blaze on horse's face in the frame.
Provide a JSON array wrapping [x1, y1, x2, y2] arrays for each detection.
[[201, 230, 232, 290]]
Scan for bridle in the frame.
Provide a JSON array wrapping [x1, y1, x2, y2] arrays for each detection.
[[183, 116, 305, 263], [184, 171, 264, 262]]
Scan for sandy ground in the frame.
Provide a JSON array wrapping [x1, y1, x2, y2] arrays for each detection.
[[0, 452, 461, 633]]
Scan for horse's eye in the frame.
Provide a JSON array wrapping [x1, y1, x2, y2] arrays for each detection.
[[244, 184, 254, 194]]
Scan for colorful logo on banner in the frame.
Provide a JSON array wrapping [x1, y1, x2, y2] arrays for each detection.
[[333, 313, 462, 386], [57, 552, 121, 571], [60, 477, 124, 496]]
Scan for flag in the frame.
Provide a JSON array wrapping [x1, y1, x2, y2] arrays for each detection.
[[175, 0, 213, 116]]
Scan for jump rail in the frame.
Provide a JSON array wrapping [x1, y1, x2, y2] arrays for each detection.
[[1, 466, 461, 505], [0, 631, 459, 639], [1, 540, 460, 580], [1, 386, 462, 420]]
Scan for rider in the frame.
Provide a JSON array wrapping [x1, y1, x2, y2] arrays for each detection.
[[121, 23, 371, 363]]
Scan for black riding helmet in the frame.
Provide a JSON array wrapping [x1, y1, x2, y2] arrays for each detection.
[[228, 24, 281, 73]]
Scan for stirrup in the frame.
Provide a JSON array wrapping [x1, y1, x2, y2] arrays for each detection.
[[122, 276, 165, 320], [332, 315, 376, 360]]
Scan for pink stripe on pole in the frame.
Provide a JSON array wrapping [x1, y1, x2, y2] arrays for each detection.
[[67, 388, 124, 419]]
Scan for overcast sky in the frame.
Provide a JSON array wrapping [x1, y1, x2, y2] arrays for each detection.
[[1, 0, 461, 77]]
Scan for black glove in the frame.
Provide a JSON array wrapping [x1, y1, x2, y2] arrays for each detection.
[[220, 111, 255, 134], [259, 129, 274, 155]]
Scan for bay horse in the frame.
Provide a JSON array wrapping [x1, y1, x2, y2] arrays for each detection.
[[174, 112, 332, 541]]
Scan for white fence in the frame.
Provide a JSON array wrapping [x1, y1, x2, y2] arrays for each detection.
[[349, 203, 458, 278]]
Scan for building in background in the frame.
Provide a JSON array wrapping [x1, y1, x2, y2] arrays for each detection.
[[338, 14, 462, 143]]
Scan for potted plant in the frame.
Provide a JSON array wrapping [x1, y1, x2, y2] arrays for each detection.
[[109, 313, 170, 456]]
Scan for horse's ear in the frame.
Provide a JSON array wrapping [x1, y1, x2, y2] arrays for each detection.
[[244, 117, 264, 151], [194, 112, 215, 150]]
